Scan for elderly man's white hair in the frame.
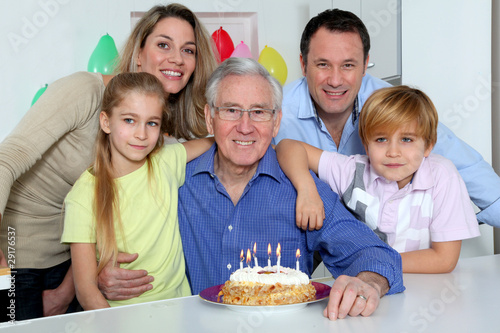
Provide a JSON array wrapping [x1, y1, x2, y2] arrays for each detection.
[[205, 57, 283, 115]]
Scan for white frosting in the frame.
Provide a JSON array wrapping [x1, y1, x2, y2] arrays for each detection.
[[230, 265, 310, 285]]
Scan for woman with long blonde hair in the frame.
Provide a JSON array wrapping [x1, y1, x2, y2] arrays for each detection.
[[117, 3, 218, 139]]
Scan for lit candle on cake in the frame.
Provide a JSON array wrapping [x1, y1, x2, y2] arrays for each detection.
[[253, 242, 259, 267], [240, 249, 244, 270], [276, 243, 281, 274], [267, 243, 272, 267], [246, 248, 252, 273], [296, 249, 301, 271]]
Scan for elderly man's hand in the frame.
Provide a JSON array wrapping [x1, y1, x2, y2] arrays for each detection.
[[98, 252, 154, 301], [324, 272, 389, 320]]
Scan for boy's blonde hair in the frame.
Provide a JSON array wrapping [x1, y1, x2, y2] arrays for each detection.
[[359, 85, 438, 149]]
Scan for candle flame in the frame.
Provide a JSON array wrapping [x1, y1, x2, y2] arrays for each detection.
[[296, 248, 301, 258], [253, 242, 257, 255], [246, 249, 251, 264], [276, 243, 281, 257], [240, 249, 244, 261], [268, 243, 271, 256]]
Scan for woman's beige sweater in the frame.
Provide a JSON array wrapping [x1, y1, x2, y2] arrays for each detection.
[[0, 72, 105, 268]]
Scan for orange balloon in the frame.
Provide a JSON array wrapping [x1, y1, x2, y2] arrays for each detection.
[[212, 27, 234, 63]]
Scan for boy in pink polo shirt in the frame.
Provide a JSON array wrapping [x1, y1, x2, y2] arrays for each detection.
[[276, 85, 480, 273]]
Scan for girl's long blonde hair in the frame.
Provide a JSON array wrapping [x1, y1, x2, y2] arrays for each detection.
[[116, 3, 218, 140], [94, 72, 166, 274]]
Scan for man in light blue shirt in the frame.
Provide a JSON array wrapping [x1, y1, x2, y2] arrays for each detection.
[[273, 9, 500, 226]]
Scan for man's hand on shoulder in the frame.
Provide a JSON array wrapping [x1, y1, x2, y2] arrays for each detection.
[[98, 252, 154, 301], [324, 272, 389, 320]]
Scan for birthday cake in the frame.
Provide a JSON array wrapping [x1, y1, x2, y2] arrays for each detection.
[[218, 265, 316, 305]]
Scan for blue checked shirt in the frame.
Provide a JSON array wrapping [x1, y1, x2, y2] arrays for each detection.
[[178, 144, 404, 295]]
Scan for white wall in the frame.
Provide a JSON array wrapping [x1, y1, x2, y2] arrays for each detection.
[[402, 0, 494, 257], [0, 0, 311, 142]]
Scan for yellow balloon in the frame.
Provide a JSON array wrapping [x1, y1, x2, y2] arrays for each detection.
[[258, 46, 287, 86]]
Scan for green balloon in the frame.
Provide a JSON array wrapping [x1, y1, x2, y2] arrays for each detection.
[[31, 84, 48, 106], [87, 34, 119, 74]]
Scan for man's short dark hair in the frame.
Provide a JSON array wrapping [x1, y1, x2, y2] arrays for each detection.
[[300, 8, 370, 66]]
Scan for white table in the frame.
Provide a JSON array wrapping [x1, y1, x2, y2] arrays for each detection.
[[1, 255, 499, 333]]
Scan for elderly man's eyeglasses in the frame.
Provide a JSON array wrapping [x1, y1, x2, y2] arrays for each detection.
[[213, 106, 275, 122]]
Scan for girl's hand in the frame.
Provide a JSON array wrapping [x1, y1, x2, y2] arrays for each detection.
[[42, 288, 71, 316]]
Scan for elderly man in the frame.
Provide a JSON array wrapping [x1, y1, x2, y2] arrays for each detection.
[[177, 57, 404, 320], [273, 8, 500, 227]]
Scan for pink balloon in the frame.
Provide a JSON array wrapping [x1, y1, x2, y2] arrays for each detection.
[[230, 41, 253, 59]]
